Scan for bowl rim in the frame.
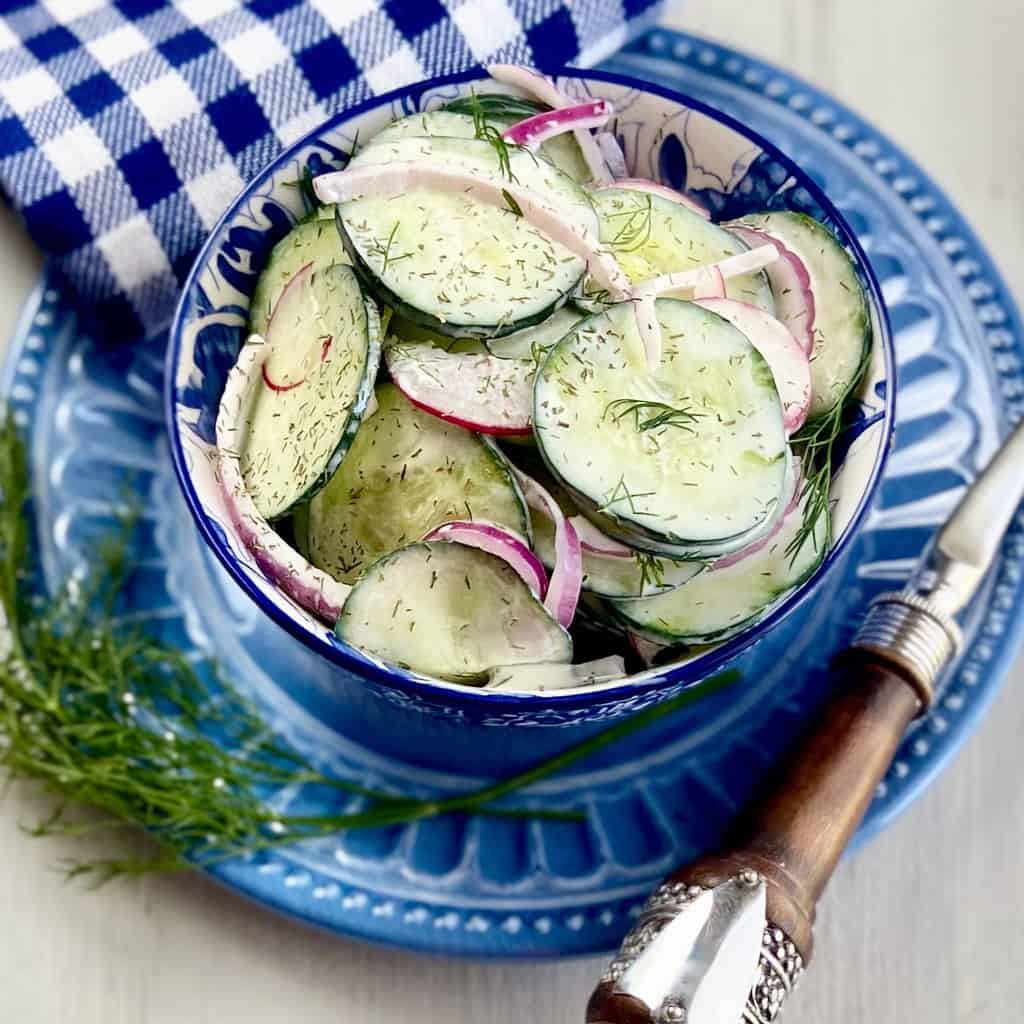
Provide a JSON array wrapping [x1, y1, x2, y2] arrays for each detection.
[[165, 64, 895, 708]]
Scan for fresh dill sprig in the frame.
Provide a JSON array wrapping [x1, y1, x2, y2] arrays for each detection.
[[372, 222, 412, 274], [0, 413, 740, 882], [283, 164, 319, 214], [467, 91, 517, 182], [604, 398, 703, 433], [604, 193, 653, 253], [786, 399, 843, 564], [786, 346, 872, 563]]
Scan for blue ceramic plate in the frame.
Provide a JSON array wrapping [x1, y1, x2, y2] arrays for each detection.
[[6, 29, 1024, 957]]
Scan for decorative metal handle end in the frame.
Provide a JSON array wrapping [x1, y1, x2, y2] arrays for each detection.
[[588, 874, 804, 1024]]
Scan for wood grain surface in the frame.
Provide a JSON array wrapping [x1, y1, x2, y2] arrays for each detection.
[[2, 3, 1023, 1022]]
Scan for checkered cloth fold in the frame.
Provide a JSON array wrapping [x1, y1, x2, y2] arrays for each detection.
[[0, 0, 663, 344]]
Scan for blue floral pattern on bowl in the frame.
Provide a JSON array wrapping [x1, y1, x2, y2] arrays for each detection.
[[167, 67, 893, 728]]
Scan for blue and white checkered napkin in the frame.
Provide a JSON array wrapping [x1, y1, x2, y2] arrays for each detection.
[[0, 0, 663, 344]]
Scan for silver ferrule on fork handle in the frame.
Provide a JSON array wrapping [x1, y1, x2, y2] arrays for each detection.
[[851, 570, 964, 711], [853, 416, 1024, 709]]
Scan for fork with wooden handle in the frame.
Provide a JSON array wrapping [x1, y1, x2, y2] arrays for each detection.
[[587, 417, 1024, 1024]]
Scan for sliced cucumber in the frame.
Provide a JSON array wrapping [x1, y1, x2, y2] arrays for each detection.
[[306, 383, 529, 584], [486, 655, 625, 691], [534, 299, 788, 558], [249, 217, 349, 337], [485, 304, 586, 360], [337, 136, 597, 338], [525, 470, 704, 598], [610, 490, 829, 644], [239, 263, 380, 520], [728, 211, 870, 420], [387, 315, 489, 355], [438, 99, 592, 182], [443, 93, 543, 121], [336, 541, 572, 683], [390, 304, 584, 362], [366, 110, 483, 148], [589, 188, 774, 311]]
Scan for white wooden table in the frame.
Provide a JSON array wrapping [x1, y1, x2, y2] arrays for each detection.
[[2, 3, 1022, 1021]]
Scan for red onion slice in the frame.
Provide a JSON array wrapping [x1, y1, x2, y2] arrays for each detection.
[[569, 514, 633, 559], [384, 342, 533, 436], [512, 469, 583, 628], [501, 99, 612, 150], [608, 178, 711, 220], [727, 225, 816, 355], [424, 520, 548, 600], [631, 244, 778, 299], [216, 335, 351, 622], [694, 298, 812, 433], [314, 161, 630, 299], [486, 63, 613, 183]]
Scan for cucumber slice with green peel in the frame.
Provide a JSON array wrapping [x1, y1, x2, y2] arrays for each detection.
[[436, 99, 592, 182], [366, 109, 590, 180], [486, 655, 625, 692], [336, 541, 572, 683], [443, 93, 543, 121], [239, 263, 380, 520], [249, 217, 349, 337], [366, 111, 483, 147], [391, 305, 584, 362], [533, 299, 789, 558], [336, 136, 597, 338], [525, 471, 705, 599], [291, 501, 310, 556], [727, 211, 871, 420], [387, 315, 490, 355], [485, 304, 586, 360], [306, 384, 530, 584], [610, 489, 829, 644], [588, 188, 774, 312]]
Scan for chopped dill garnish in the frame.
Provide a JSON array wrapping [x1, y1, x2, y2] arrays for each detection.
[[501, 188, 523, 217], [600, 475, 656, 515], [529, 339, 549, 370], [635, 551, 666, 590]]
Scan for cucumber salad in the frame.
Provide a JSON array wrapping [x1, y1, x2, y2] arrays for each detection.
[[215, 65, 872, 692]]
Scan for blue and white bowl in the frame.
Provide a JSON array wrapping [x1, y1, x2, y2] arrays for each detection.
[[166, 68, 894, 744]]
